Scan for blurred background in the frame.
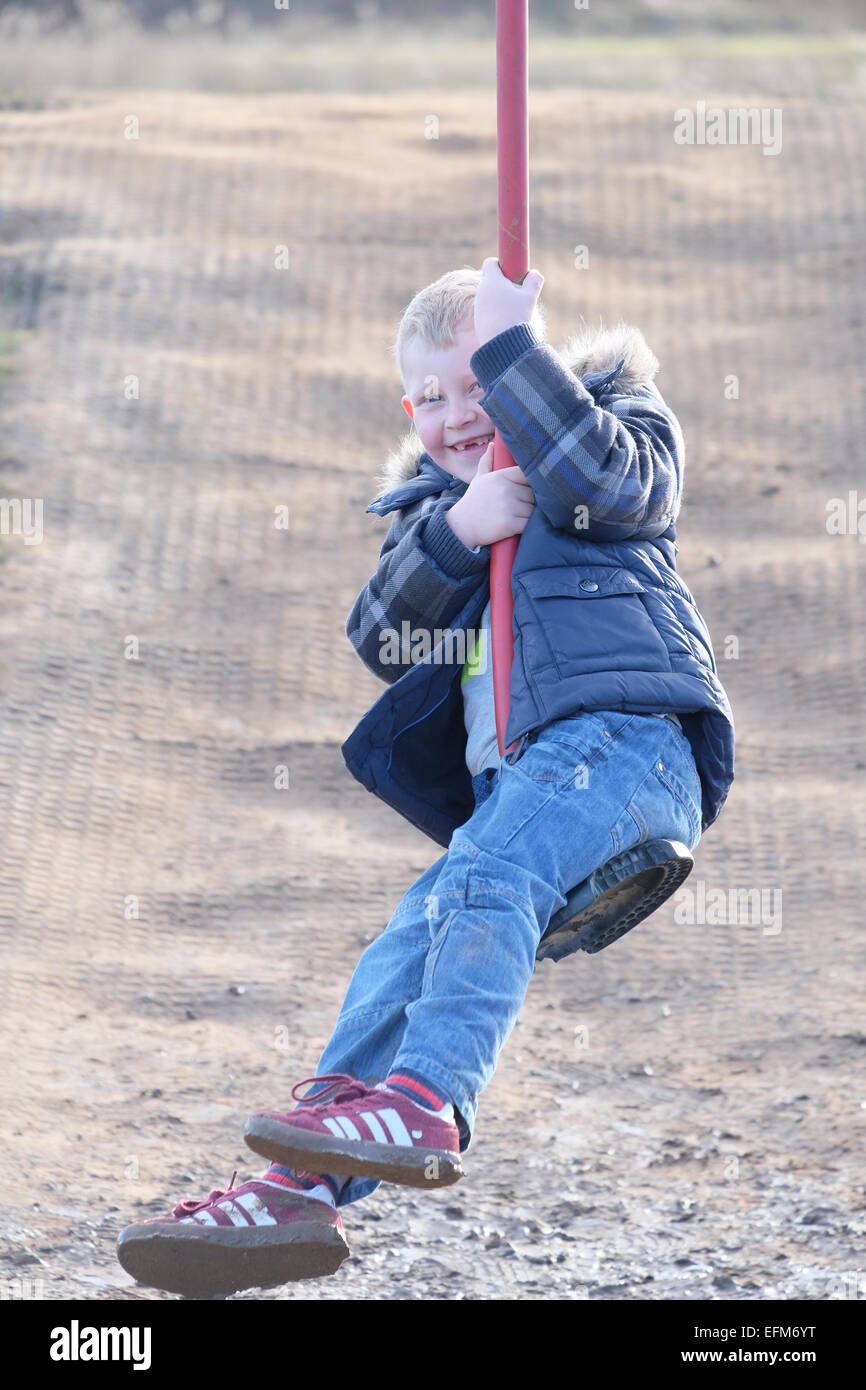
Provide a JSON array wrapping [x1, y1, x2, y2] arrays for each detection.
[[1, 0, 865, 1302], [0, 0, 864, 99]]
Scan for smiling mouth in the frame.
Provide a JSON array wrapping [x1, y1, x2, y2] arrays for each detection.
[[449, 434, 493, 452]]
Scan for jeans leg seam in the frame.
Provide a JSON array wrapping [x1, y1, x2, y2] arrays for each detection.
[[610, 805, 641, 855], [653, 764, 702, 844]]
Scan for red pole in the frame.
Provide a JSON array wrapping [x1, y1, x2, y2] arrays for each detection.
[[492, 0, 529, 756]]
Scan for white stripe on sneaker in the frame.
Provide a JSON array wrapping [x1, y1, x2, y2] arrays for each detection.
[[377, 1108, 414, 1146], [215, 1199, 252, 1227], [233, 1191, 277, 1226], [187, 1210, 218, 1226], [322, 1107, 420, 1148], [359, 1111, 388, 1143]]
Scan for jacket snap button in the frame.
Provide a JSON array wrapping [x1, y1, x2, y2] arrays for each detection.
[[579, 579, 599, 592], [658, 762, 664, 771]]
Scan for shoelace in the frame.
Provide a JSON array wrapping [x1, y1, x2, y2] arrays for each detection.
[[290, 1071, 370, 1107], [287, 1073, 372, 1181], [172, 1170, 238, 1219]]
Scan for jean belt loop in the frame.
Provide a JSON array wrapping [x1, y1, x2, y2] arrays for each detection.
[[505, 731, 529, 766]]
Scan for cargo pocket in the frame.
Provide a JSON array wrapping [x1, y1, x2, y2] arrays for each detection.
[[515, 565, 669, 682]]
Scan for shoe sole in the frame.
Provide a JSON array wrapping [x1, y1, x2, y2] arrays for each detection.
[[116, 1218, 349, 1298], [243, 1117, 464, 1188], [538, 839, 694, 961]]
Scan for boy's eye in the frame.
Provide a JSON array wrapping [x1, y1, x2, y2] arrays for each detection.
[[420, 382, 479, 405]]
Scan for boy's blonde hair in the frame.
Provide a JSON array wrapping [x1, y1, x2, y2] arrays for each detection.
[[390, 264, 547, 387]]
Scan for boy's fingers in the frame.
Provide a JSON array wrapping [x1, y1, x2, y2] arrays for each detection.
[[501, 464, 529, 483], [508, 479, 534, 501]]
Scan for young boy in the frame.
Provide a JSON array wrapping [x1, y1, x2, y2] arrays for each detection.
[[117, 259, 734, 1298]]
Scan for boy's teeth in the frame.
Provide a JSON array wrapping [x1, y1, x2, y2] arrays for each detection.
[[455, 437, 489, 450]]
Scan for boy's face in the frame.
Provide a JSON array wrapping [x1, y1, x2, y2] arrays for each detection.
[[400, 320, 495, 484]]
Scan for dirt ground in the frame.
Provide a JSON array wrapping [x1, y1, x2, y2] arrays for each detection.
[[0, 87, 864, 1302]]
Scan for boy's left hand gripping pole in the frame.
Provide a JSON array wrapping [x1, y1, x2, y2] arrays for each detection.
[[491, 0, 529, 757]]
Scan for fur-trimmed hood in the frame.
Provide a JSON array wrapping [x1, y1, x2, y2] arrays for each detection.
[[373, 321, 659, 498]]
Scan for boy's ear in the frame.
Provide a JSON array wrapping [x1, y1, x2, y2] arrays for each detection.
[[401, 394, 414, 420]]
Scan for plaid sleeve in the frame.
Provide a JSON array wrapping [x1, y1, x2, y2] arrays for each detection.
[[346, 496, 489, 685], [470, 325, 684, 543]]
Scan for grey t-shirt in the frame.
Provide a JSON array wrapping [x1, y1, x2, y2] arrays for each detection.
[[461, 598, 500, 776]]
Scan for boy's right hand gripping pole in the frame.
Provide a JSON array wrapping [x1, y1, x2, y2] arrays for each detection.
[[491, 0, 530, 758]]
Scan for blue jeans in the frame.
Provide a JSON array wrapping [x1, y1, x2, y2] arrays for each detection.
[[308, 711, 703, 1208]]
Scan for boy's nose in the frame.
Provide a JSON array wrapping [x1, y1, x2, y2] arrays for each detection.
[[445, 402, 480, 429]]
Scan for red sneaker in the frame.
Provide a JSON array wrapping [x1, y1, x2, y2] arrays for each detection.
[[244, 1073, 464, 1189], [116, 1172, 349, 1297]]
